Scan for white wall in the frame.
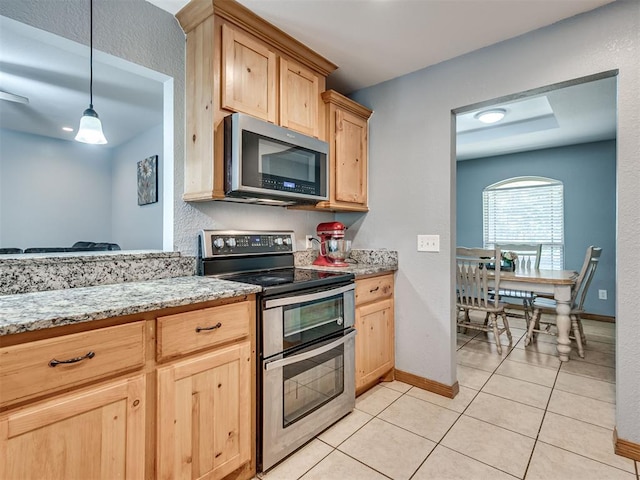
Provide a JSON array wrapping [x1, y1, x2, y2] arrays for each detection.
[[345, 0, 640, 444], [0, 129, 112, 249], [111, 124, 163, 250]]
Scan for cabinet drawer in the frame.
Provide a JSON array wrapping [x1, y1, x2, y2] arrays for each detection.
[[0, 322, 145, 408], [355, 274, 394, 306], [156, 301, 252, 361]]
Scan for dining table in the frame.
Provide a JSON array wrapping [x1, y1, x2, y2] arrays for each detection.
[[497, 268, 578, 362]]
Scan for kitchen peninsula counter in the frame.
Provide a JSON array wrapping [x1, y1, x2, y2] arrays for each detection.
[[0, 276, 261, 336]]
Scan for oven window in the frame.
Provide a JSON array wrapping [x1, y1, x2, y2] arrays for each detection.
[[283, 343, 344, 427], [283, 294, 344, 350]]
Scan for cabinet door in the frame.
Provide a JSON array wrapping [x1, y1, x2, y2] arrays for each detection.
[[157, 341, 251, 480], [355, 298, 394, 390], [221, 24, 277, 123], [279, 57, 320, 138], [0, 375, 145, 480], [334, 108, 368, 205]]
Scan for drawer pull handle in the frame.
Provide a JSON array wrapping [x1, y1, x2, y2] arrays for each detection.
[[49, 351, 95, 367], [370, 286, 380, 293], [196, 322, 222, 333]]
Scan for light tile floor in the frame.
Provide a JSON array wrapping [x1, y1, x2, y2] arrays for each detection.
[[259, 315, 639, 480]]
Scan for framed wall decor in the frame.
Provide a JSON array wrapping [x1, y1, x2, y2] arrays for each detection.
[[137, 155, 158, 205]]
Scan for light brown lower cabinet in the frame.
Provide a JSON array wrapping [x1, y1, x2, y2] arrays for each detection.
[[0, 295, 256, 480], [157, 341, 252, 480], [355, 273, 395, 395], [0, 374, 146, 479]]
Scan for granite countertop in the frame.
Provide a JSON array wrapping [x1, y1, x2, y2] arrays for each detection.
[[295, 248, 398, 277], [0, 276, 261, 336], [298, 263, 397, 277]]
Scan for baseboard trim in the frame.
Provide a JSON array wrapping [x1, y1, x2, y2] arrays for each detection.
[[394, 369, 459, 399], [613, 428, 640, 461], [581, 312, 616, 323]]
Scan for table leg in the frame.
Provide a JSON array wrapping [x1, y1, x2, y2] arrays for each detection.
[[554, 285, 572, 362]]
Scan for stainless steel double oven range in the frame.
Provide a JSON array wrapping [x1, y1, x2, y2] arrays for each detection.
[[198, 230, 356, 472]]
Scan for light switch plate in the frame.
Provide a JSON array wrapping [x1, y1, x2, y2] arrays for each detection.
[[417, 234, 440, 252]]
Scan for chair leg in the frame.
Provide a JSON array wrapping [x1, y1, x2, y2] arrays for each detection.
[[522, 298, 530, 322], [502, 312, 512, 344], [576, 316, 587, 345], [571, 314, 585, 358], [524, 308, 539, 347], [489, 313, 503, 355]]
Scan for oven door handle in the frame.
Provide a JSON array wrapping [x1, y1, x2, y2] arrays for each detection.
[[264, 283, 354, 309], [264, 329, 356, 371]]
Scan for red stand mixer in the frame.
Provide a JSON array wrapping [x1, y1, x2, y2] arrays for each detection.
[[313, 221, 352, 267]]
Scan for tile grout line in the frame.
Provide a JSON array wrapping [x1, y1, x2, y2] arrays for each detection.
[[406, 336, 519, 479], [297, 321, 617, 480], [522, 364, 562, 479]]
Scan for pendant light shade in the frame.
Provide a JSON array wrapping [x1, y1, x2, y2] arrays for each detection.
[[75, 106, 107, 144], [75, 0, 107, 144]]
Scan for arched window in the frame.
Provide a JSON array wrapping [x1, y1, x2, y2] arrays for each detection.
[[483, 176, 564, 269]]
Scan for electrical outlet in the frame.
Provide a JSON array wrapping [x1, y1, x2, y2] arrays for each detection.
[[598, 289, 608, 300], [417, 234, 440, 252], [305, 235, 314, 249]]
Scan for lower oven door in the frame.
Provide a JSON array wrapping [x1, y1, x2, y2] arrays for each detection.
[[261, 328, 356, 471]]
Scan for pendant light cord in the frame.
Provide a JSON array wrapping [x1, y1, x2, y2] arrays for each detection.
[[89, 0, 93, 109]]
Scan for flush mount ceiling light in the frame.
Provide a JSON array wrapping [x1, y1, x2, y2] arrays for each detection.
[[75, 0, 107, 145], [475, 108, 506, 124]]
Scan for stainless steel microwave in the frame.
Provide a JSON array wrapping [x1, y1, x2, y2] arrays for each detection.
[[224, 113, 329, 205]]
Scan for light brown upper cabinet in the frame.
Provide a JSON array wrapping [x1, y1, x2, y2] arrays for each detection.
[[279, 57, 321, 138], [221, 24, 277, 124], [177, 0, 336, 201], [317, 90, 373, 212]]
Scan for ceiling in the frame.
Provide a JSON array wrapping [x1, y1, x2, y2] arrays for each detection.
[[1, 1, 617, 155], [456, 76, 617, 160], [148, 0, 617, 159], [149, 0, 614, 94], [0, 15, 165, 147]]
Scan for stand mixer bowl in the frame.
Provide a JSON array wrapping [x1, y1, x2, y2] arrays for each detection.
[[322, 239, 352, 261]]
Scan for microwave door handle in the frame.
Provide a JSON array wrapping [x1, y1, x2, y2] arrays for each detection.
[[264, 283, 355, 309], [264, 329, 356, 372]]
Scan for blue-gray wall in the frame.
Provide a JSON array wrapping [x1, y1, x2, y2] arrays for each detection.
[[0, 125, 165, 250], [347, 1, 640, 443], [457, 140, 616, 316], [111, 124, 164, 250], [0, 128, 113, 249]]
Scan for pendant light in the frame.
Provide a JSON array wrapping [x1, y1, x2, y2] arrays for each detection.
[[75, 0, 107, 144]]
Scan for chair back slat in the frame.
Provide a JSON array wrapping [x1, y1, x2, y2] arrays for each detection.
[[495, 243, 542, 270], [572, 246, 602, 310], [456, 247, 501, 309]]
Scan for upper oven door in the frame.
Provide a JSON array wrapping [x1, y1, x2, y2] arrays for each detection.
[[262, 283, 355, 359], [225, 113, 328, 203]]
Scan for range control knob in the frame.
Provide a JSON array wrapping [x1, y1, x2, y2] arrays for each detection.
[[213, 238, 224, 249], [283, 237, 292, 246], [273, 237, 284, 246], [226, 238, 237, 248]]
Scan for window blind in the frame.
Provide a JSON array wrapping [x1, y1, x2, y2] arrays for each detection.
[[483, 178, 564, 269]]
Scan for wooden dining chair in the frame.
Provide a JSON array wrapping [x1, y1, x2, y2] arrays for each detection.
[[456, 247, 512, 354], [493, 243, 542, 322], [524, 245, 602, 358]]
